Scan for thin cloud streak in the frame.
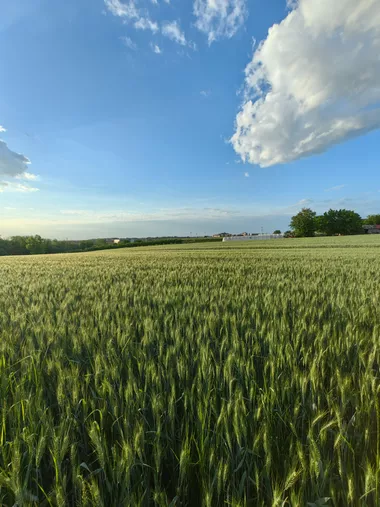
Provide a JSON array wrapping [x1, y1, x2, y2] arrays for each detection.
[[325, 184, 346, 192]]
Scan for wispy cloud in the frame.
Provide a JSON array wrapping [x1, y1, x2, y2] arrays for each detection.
[[59, 206, 241, 223], [194, 0, 247, 43], [120, 36, 137, 50], [104, 1, 159, 36], [244, 172, 249, 177], [134, 17, 159, 32], [162, 20, 187, 45], [232, 0, 380, 167], [4, 195, 379, 239], [104, 1, 196, 52], [278, 198, 314, 215], [104, 0, 139, 19], [60, 210, 90, 216], [0, 181, 39, 193], [12, 183, 39, 193], [325, 184, 346, 192], [22, 195, 376, 231], [151, 43, 162, 54], [200, 90, 211, 98], [17, 172, 38, 181]]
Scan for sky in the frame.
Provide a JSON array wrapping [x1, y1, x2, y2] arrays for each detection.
[[0, 0, 380, 239]]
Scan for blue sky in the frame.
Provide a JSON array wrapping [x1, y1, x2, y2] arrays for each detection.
[[1, 0, 380, 239]]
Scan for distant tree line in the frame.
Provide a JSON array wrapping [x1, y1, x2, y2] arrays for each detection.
[[0, 236, 220, 257], [287, 209, 380, 238]]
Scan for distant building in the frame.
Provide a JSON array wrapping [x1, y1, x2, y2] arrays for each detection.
[[223, 233, 284, 242], [363, 225, 380, 234], [104, 238, 121, 244], [213, 232, 231, 238]]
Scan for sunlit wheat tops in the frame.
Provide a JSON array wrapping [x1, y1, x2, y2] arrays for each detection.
[[0, 236, 380, 506]]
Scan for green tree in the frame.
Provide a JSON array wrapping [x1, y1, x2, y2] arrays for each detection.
[[318, 209, 362, 236], [363, 214, 380, 225], [9, 236, 29, 255], [95, 239, 107, 248], [273, 229, 281, 234], [25, 235, 44, 254], [290, 208, 316, 237]]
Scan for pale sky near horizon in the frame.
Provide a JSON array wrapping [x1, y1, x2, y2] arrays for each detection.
[[1, 0, 380, 239]]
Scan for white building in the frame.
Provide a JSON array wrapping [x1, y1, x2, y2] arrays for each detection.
[[223, 234, 284, 242]]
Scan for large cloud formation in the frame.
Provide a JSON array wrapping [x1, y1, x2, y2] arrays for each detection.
[[0, 128, 38, 192], [0, 139, 30, 178], [231, 0, 380, 167]]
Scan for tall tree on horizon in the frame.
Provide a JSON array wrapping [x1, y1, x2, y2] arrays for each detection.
[[290, 208, 317, 237]]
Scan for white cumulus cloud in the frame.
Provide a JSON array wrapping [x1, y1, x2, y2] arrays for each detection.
[[194, 0, 247, 43], [0, 129, 39, 192], [162, 20, 186, 45], [0, 139, 31, 178], [231, 0, 380, 168]]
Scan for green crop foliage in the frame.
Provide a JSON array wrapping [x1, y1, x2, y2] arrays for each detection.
[[0, 236, 379, 506]]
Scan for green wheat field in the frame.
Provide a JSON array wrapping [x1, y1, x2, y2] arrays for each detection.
[[1, 236, 380, 506]]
